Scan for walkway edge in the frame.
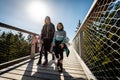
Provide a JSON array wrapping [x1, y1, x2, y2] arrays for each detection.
[[70, 46, 97, 80], [0, 54, 39, 75]]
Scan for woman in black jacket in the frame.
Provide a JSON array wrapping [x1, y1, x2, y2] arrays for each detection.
[[37, 16, 55, 66]]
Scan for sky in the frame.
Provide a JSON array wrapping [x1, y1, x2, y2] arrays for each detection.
[[0, 0, 93, 42]]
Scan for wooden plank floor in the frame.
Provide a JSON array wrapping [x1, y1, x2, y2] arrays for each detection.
[[0, 46, 87, 80]]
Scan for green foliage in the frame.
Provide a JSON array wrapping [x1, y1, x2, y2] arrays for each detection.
[[0, 31, 31, 63], [102, 57, 111, 65]]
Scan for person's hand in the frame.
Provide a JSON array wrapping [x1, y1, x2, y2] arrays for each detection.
[[40, 40, 43, 44], [60, 44, 64, 48], [52, 44, 55, 47], [49, 44, 55, 53]]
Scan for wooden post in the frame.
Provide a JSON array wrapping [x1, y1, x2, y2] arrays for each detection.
[[30, 35, 36, 59], [79, 31, 84, 57]]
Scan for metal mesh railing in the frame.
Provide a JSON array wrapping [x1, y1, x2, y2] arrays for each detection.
[[73, 0, 120, 80], [0, 23, 39, 64]]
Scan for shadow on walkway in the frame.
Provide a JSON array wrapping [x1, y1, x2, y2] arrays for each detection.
[[21, 59, 34, 80], [31, 60, 87, 80], [21, 57, 87, 80], [63, 69, 87, 80]]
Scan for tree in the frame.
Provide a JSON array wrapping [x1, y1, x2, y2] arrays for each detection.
[[0, 31, 7, 63], [0, 31, 32, 63], [75, 20, 81, 32]]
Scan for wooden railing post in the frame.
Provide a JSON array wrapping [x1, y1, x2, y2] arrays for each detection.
[[30, 35, 36, 59], [79, 31, 84, 56]]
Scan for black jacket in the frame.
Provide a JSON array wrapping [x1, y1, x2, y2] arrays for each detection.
[[41, 23, 55, 40]]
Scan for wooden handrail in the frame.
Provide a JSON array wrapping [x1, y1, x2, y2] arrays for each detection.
[[0, 22, 39, 70], [0, 22, 39, 36]]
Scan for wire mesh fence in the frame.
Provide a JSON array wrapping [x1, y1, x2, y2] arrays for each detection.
[[73, 0, 120, 80]]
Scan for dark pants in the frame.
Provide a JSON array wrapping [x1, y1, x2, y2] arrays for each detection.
[[38, 38, 53, 64], [54, 40, 64, 60], [43, 38, 53, 61]]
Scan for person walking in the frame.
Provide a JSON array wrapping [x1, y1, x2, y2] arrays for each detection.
[[37, 16, 55, 66], [52, 22, 69, 73]]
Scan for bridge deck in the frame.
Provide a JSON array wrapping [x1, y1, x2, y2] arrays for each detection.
[[0, 46, 87, 80]]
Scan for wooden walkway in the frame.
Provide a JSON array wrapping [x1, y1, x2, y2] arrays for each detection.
[[0, 46, 88, 80]]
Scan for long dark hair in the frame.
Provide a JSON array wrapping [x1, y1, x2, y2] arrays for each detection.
[[44, 16, 51, 25], [57, 22, 64, 31]]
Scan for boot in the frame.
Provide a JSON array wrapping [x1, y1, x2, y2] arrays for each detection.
[[57, 60, 60, 67], [37, 49, 43, 65], [37, 59, 41, 65], [59, 62, 63, 73], [52, 54, 55, 60]]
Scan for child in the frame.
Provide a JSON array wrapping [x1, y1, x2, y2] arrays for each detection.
[[52, 22, 69, 73]]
